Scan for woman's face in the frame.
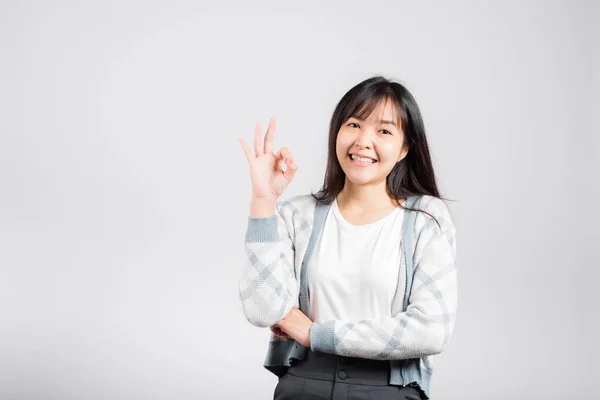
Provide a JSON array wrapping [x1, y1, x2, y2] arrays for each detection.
[[336, 99, 408, 187]]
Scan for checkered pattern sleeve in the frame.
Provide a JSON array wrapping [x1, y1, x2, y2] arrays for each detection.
[[238, 201, 299, 328], [309, 197, 457, 360]]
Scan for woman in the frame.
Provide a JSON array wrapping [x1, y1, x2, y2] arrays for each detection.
[[237, 76, 457, 400]]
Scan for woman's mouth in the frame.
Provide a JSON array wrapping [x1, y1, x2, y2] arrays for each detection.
[[349, 154, 377, 166]]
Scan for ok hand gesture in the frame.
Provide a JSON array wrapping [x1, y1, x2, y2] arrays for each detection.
[[238, 116, 298, 202]]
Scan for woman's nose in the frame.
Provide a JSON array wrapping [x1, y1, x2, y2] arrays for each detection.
[[354, 128, 375, 147]]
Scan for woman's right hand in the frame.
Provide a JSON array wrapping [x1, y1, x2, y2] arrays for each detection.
[[238, 116, 298, 202], [270, 325, 290, 339]]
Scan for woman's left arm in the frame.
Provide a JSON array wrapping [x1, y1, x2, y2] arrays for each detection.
[[309, 224, 457, 360], [277, 203, 457, 360]]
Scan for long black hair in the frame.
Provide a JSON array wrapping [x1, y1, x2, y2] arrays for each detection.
[[311, 75, 449, 225]]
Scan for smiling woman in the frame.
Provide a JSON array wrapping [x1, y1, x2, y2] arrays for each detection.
[[237, 76, 457, 400], [337, 98, 408, 193]]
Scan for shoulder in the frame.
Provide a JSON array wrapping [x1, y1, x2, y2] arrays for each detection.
[[411, 195, 457, 261], [413, 195, 455, 236], [275, 193, 318, 222], [280, 193, 318, 208]]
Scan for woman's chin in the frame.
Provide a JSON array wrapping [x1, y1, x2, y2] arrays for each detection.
[[344, 174, 376, 186]]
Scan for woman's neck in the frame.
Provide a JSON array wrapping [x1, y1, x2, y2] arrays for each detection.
[[337, 182, 400, 212]]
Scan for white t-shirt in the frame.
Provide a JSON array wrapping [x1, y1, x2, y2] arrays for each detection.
[[308, 198, 405, 323]]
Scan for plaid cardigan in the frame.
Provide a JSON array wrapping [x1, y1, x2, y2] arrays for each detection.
[[238, 194, 457, 399]]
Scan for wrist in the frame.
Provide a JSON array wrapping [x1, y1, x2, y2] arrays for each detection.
[[250, 197, 277, 218]]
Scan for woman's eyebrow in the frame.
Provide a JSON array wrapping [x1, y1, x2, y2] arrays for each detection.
[[352, 116, 397, 127]]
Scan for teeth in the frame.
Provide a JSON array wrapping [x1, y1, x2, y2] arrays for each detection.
[[350, 154, 375, 164]]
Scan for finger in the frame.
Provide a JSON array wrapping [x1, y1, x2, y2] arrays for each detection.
[[269, 326, 289, 338], [280, 147, 291, 160], [273, 148, 286, 172], [254, 122, 263, 157], [282, 156, 298, 182], [275, 147, 291, 171], [264, 116, 276, 155], [274, 148, 283, 162], [237, 138, 254, 162]]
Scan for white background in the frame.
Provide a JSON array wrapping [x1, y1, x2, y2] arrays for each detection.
[[0, 1, 598, 399]]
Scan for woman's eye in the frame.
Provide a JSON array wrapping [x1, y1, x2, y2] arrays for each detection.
[[347, 123, 390, 135]]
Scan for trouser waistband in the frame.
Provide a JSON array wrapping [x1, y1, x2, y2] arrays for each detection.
[[287, 350, 396, 386]]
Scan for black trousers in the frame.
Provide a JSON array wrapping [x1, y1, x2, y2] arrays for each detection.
[[274, 350, 424, 400]]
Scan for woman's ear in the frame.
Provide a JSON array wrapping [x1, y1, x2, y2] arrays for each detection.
[[397, 145, 409, 163]]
